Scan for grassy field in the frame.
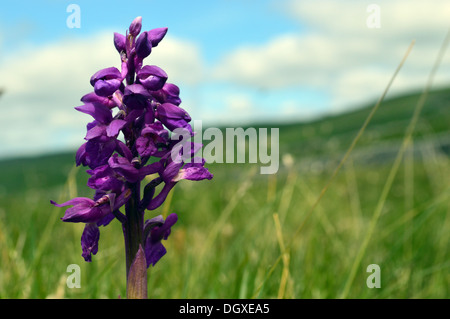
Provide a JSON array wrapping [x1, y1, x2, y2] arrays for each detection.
[[0, 87, 449, 299]]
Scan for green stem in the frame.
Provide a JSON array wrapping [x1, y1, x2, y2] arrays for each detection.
[[124, 181, 147, 298]]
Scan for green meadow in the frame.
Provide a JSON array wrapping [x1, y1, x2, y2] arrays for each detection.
[[0, 87, 448, 299]]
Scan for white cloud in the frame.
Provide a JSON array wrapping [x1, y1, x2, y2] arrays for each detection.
[[227, 94, 254, 111], [149, 36, 205, 86], [1, 32, 116, 96], [0, 32, 205, 158], [213, 0, 450, 112]]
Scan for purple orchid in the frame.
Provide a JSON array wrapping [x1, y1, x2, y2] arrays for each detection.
[[135, 121, 169, 158], [144, 213, 178, 267], [50, 16, 212, 299], [137, 65, 168, 91], [81, 223, 100, 262], [90, 67, 123, 97]]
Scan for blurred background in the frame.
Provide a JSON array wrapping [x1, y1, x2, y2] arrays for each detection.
[[0, 0, 448, 298]]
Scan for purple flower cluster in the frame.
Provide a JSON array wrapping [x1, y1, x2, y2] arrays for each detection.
[[51, 17, 212, 267]]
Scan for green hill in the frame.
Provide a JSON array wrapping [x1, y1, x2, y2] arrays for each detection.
[[0, 86, 449, 195], [275, 86, 450, 159]]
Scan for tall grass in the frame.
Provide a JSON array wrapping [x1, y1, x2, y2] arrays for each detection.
[[0, 146, 448, 298]]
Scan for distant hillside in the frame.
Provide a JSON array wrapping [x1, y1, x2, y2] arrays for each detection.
[[275, 87, 450, 160], [0, 152, 77, 195], [0, 87, 449, 195]]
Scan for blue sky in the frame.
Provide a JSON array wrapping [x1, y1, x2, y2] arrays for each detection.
[[1, 0, 450, 158], [1, 0, 303, 64]]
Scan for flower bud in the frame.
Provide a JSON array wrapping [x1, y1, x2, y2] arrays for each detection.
[[135, 31, 152, 59], [129, 16, 142, 37], [148, 27, 168, 47], [114, 32, 126, 53]]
